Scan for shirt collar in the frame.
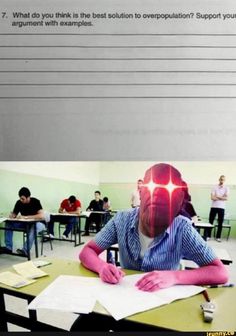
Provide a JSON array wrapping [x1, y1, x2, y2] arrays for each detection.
[[130, 207, 171, 237]]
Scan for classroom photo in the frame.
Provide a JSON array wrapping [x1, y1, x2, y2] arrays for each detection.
[[0, 161, 235, 332]]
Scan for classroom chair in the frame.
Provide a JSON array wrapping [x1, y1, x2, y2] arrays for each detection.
[[106, 245, 120, 266], [39, 229, 53, 255]]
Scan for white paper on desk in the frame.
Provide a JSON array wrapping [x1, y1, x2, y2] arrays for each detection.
[[0, 271, 35, 288], [80, 211, 91, 218], [13, 261, 48, 279], [28, 275, 98, 314], [96, 274, 205, 320]]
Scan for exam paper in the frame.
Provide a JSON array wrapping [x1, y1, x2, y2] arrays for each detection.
[[28, 274, 204, 320], [13, 261, 48, 279], [28, 275, 98, 314], [96, 274, 205, 320], [1, 0, 236, 161], [0, 271, 35, 288]]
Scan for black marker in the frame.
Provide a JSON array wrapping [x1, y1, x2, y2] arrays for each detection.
[[208, 283, 234, 288]]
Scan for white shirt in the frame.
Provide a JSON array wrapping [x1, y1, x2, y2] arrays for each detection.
[[131, 189, 141, 207], [138, 227, 154, 258], [211, 184, 229, 209]]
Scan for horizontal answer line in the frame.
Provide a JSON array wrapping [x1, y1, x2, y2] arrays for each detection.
[[1, 83, 236, 86], [1, 45, 236, 48], [1, 70, 236, 73], [1, 33, 236, 36], [1, 58, 236, 61], [1, 96, 236, 99]]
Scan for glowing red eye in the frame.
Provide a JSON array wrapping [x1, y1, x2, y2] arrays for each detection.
[[143, 179, 182, 196], [165, 180, 179, 194]]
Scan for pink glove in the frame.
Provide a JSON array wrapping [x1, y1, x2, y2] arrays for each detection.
[[136, 271, 177, 292], [99, 263, 125, 284]]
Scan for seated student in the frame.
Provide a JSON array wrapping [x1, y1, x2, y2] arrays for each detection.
[[82, 191, 104, 236], [79, 163, 228, 289], [0, 187, 45, 257], [103, 196, 112, 225], [48, 195, 81, 239]]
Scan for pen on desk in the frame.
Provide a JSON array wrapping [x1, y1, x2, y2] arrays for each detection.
[[208, 283, 234, 288], [203, 290, 211, 302]]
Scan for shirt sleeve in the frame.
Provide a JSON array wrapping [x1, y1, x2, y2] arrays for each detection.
[[87, 200, 93, 210], [76, 200, 81, 208], [94, 214, 119, 250], [211, 186, 216, 196], [35, 199, 43, 211], [225, 187, 230, 196], [12, 201, 20, 215], [182, 222, 217, 266]]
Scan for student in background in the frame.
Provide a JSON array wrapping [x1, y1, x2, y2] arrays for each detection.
[[82, 191, 104, 236], [79, 163, 228, 289], [48, 195, 81, 239], [103, 196, 112, 225], [0, 187, 45, 257], [204, 175, 229, 242], [130, 179, 143, 208]]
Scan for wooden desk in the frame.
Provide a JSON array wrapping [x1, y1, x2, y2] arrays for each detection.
[[0, 218, 39, 260], [0, 258, 235, 332], [80, 210, 112, 233], [49, 213, 84, 247]]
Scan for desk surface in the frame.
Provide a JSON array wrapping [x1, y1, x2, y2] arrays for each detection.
[[50, 213, 79, 217], [1, 217, 39, 222], [0, 258, 235, 331], [195, 222, 214, 228]]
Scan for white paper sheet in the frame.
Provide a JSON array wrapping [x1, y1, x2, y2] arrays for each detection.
[[0, 271, 35, 288], [96, 274, 205, 320], [28, 274, 204, 320], [13, 261, 48, 279], [28, 275, 98, 314], [1, 1, 236, 161], [80, 211, 91, 217]]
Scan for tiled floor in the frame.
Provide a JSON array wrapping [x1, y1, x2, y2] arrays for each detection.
[[0, 235, 235, 331]]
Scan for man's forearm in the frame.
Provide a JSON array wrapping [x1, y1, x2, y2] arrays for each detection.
[[174, 259, 228, 285]]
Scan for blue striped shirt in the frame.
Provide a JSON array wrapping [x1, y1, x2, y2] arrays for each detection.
[[94, 208, 217, 272]]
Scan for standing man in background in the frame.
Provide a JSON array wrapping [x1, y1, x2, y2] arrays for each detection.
[[204, 175, 229, 242], [131, 179, 143, 208]]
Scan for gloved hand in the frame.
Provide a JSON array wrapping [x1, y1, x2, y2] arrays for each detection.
[[99, 263, 125, 284], [135, 271, 177, 292]]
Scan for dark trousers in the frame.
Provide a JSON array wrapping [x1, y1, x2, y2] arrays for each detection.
[[204, 207, 225, 239], [48, 217, 77, 237], [84, 213, 102, 234]]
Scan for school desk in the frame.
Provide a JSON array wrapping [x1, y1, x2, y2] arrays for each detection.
[[0, 258, 235, 332]]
